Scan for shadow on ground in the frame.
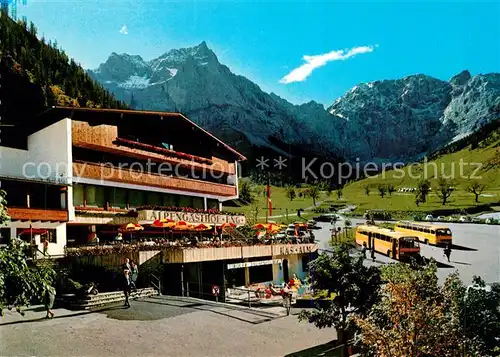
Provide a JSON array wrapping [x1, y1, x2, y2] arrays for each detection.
[[285, 340, 343, 357]]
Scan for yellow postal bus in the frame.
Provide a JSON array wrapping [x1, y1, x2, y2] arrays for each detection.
[[394, 221, 452, 246], [356, 225, 420, 261]]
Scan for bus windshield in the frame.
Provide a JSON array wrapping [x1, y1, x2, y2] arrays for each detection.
[[400, 237, 418, 248], [436, 229, 452, 236]]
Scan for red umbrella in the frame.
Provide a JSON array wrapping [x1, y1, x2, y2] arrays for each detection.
[[220, 222, 237, 229], [152, 218, 175, 228]]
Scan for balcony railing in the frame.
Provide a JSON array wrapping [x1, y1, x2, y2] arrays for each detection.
[[73, 161, 238, 197], [71, 121, 235, 174], [114, 137, 213, 165], [7, 207, 69, 222], [65, 242, 318, 263]]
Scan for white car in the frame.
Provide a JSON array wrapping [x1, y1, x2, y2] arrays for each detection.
[[458, 216, 469, 223], [425, 215, 434, 221], [436, 216, 445, 221]]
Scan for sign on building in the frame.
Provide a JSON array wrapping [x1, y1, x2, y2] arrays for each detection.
[[137, 210, 246, 226], [227, 259, 282, 270]]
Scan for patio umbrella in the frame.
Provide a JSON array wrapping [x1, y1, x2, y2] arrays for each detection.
[[151, 218, 175, 228], [194, 223, 212, 231], [252, 223, 267, 230], [172, 221, 192, 231], [266, 223, 281, 232], [220, 222, 237, 229], [119, 223, 144, 232]]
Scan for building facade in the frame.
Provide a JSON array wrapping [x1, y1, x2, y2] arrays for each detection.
[[0, 107, 246, 255]]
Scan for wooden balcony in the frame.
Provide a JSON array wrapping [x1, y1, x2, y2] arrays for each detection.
[[7, 207, 69, 222], [73, 162, 238, 197], [71, 121, 236, 175]]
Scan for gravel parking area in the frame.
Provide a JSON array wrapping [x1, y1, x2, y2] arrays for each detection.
[[315, 220, 500, 284]]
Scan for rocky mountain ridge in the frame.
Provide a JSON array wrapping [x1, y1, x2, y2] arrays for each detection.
[[89, 43, 500, 162]]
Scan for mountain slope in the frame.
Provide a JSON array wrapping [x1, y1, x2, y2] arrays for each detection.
[[328, 71, 500, 161], [90, 42, 500, 163], [0, 14, 126, 148], [89, 42, 343, 159]]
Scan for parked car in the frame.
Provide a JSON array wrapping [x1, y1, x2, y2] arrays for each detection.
[[425, 215, 434, 221], [313, 215, 331, 222], [307, 220, 317, 229], [458, 216, 470, 223], [436, 216, 445, 221]]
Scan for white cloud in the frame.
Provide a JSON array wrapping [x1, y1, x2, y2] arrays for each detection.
[[279, 45, 376, 84], [119, 25, 128, 35]]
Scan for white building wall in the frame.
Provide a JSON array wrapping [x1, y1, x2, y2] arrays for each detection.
[[0, 118, 72, 256], [6, 221, 67, 257], [0, 119, 72, 184]]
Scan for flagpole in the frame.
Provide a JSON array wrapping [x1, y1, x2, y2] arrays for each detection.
[[265, 175, 270, 223]]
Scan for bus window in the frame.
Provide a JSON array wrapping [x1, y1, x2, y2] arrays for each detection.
[[400, 238, 417, 249], [424, 228, 430, 233], [430, 230, 435, 234]]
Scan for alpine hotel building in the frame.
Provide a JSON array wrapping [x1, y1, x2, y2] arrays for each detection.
[[0, 107, 318, 296]]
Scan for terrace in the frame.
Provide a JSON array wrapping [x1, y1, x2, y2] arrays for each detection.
[[64, 240, 318, 264]]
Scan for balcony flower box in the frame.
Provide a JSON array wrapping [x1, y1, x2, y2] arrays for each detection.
[[114, 137, 213, 165]]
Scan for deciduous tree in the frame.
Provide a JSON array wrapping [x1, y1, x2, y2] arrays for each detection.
[[436, 177, 454, 206], [285, 186, 296, 201], [354, 263, 482, 357], [300, 245, 381, 353], [378, 185, 387, 198], [306, 184, 321, 206], [0, 190, 56, 316], [466, 181, 486, 203]]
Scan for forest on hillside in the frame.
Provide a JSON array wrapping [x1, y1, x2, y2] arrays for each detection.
[[0, 11, 126, 129]]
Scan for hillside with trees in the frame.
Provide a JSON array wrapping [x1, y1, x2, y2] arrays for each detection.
[[0, 12, 126, 139]]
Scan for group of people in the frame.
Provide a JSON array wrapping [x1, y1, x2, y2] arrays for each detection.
[[361, 242, 377, 262], [121, 258, 139, 307]]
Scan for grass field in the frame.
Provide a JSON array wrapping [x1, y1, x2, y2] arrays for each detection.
[[342, 133, 500, 214], [224, 185, 332, 223], [224, 131, 500, 219]]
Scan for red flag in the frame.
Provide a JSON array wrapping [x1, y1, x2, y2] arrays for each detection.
[[267, 184, 272, 216]]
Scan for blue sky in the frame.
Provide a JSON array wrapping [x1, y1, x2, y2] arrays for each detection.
[[18, 0, 500, 105]]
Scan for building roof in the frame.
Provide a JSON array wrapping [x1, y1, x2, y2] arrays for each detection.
[[36, 106, 246, 161]]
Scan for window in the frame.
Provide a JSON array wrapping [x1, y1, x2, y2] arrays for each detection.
[[73, 184, 84, 206], [128, 190, 145, 208], [47, 229, 57, 243], [85, 185, 105, 207], [15, 228, 56, 243], [179, 195, 194, 208], [163, 194, 178, 206], [193, 197, 204, 209], [430, 230, 435, 235], [0, 228, 10, 244], [110, 188, 127, 209], [146, 192, 162, 206], [207, 199, 219, 209]]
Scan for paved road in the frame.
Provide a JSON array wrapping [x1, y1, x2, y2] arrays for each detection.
[[314, 219, 500, 285], [0, 296, 335, 357]]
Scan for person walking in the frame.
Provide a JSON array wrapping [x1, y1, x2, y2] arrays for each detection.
[[362, 242, 367, 259], [44, 285, 56, 319], [444, 244, 451, 262], [122, 257, 132, 272], [130, 261, 139, 291], [371, 247, 376, 262], [123, 269, 132, 307], [42, 238, 49, 256]]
